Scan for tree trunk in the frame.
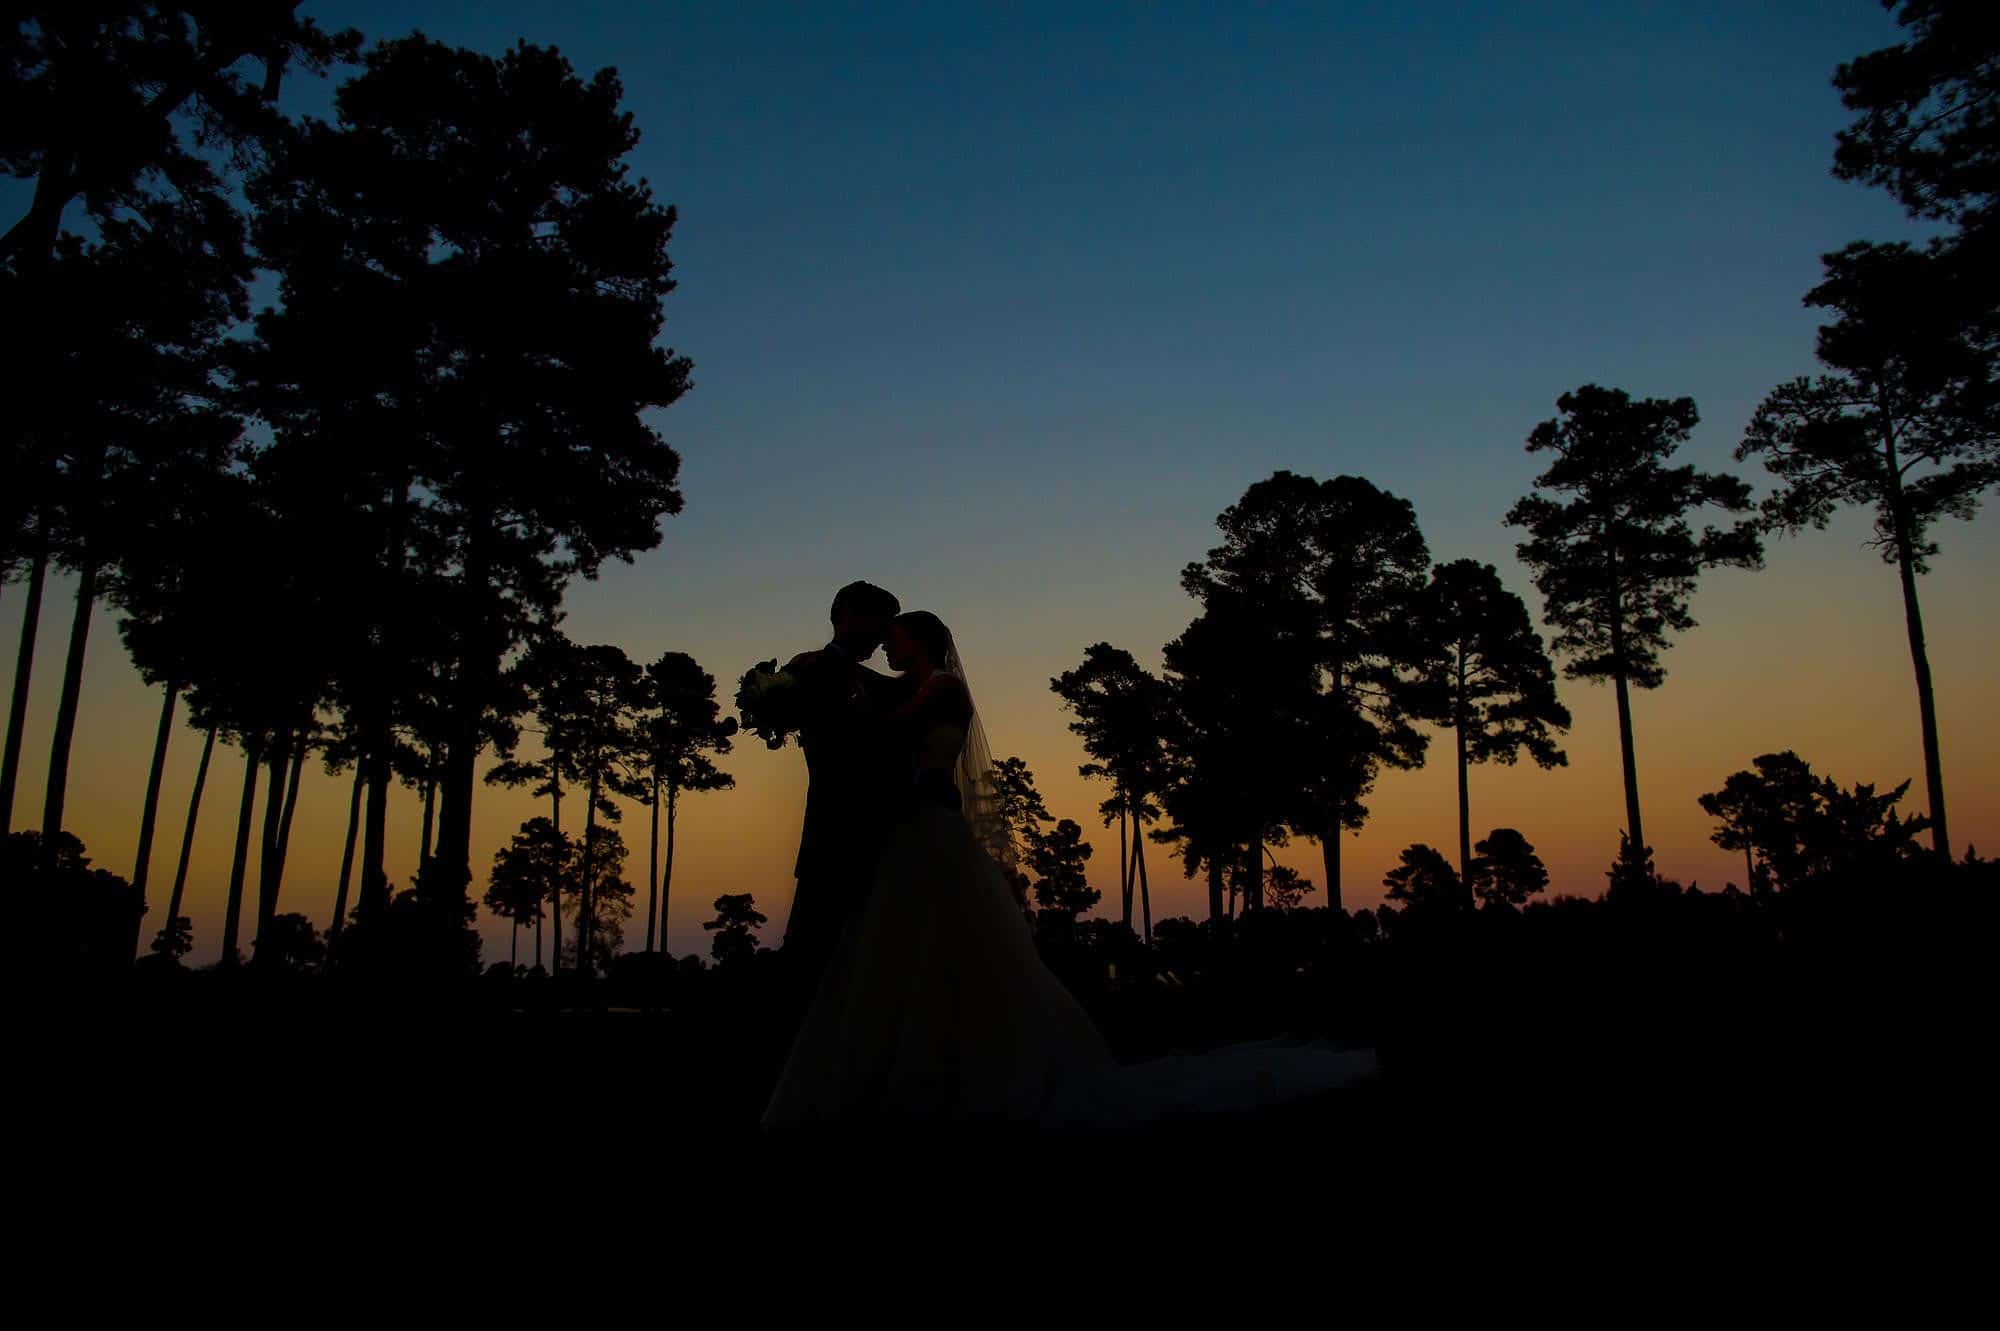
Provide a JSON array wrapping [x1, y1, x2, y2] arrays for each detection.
[[1885, 470, 1951, 859], [252, 730, 292, 961], [161, 723, 216, 948], [0, 528, 48, 834], [432, 517, 495, 906], [0, 141, 73, 270], [1117, 801, 1130, 929], [221, 739, 264, 965], [1244, 833, 1264, 912], [548, 767, 562, 974], [510, 918, 518, 970], [329, 763, 362, 943], [1611, 665, 1643, 852], [1206, 858, 1225, 922], [645, 774, 660, 953], [359, 743, 391, 919], [1455, 649, 1472, 900], [128, 678, 181, 959], [663, 781, 678, 957], [578, 773, 598, 974], [1132, 819, 1152, 945], [1129, 824, 1142, 903], [1606, 555, 1644, 851], [1322, 816, 1343, 914], [273, 731, 306, 886], [39, 554, 99, 840], [1325, 647, 1351, 916], [356, 479, 409, 920], [433, 696, 484, 897], [419, 774, 436, 870]]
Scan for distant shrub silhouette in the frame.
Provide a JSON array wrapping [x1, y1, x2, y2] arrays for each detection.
[[704, 894, 767, 966], [3, 831, 139, 974], [1382, 844, 1462, 915], [253, 913, 325, 973], [1699, 752, 1933, 893], [148, 914, 193, 965], [1468, 828, 1550, 909]]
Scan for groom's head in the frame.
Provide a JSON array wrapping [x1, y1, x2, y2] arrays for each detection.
[[831, 580, 900, 654]]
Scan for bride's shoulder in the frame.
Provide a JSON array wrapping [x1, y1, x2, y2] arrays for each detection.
[[919, 671, 972, 723], [920, 670, 968, 698]]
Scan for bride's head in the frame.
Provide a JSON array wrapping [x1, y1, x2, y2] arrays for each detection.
[[886, 610, 953, 674]]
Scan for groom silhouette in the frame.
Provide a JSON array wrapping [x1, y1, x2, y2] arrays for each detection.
[[779, 580, 910, 1007]]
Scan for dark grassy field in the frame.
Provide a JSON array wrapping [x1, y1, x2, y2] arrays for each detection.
[[25, 911, 1986, 1198]]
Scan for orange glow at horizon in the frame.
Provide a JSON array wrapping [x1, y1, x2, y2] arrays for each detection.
[[3, 492, 1993, 968]]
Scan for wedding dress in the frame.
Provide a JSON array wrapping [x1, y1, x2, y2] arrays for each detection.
[[761, 670, 1375, 1130]]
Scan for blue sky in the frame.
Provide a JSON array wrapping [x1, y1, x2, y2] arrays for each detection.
[[299, 4, 1917, 539], [280, 2, 1927, 607]]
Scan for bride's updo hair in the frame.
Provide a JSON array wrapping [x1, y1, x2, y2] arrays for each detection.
[[892, 610, 954, 666]]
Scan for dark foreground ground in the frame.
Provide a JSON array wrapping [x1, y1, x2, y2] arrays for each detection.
[[16, 899, 1990, 1307], [23, 912, 1992, 1203], [18, 870, 1995, 1229]]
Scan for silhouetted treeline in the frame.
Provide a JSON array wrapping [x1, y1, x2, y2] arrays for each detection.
[[26, 816, 1993, 1135], [2, 2, 1995, 1018], [3, 9, 705, 975]]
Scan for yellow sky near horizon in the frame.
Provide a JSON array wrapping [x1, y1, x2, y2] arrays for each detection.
[[2, 493, 1993, 968]]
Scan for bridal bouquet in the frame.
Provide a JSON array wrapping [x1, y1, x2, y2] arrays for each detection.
[[735, 659, 808, 750]]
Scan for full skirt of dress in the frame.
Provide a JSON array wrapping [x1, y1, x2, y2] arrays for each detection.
[[762, 803, 1375, 1130]]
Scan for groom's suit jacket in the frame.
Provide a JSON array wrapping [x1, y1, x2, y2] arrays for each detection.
[[782, 644, 911, 964]]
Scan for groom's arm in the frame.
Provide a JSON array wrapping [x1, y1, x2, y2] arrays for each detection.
[[786, 648, 838, 687]]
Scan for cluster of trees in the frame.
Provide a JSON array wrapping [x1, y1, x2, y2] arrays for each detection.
[[1038, 0, 1997, 923], [483, 641, 737, 975], [1045, 466, 1591, 927], [1037, 339, 1983, 930], [2, 6, 703, 973], [984, 754, 1101, 927], [1698, 751, 1935, 896]]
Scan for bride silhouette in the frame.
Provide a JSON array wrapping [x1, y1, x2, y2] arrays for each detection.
[[763, 610, 1375, 1129]]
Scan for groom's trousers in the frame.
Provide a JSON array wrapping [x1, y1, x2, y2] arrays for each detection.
[[781, 864, 868, 1012]]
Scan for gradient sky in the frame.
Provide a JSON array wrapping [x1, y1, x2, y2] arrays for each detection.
[[5, 1, 1995, 964]]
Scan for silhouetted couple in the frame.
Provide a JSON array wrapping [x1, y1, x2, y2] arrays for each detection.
[[764, 581, 1374, 1130]]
